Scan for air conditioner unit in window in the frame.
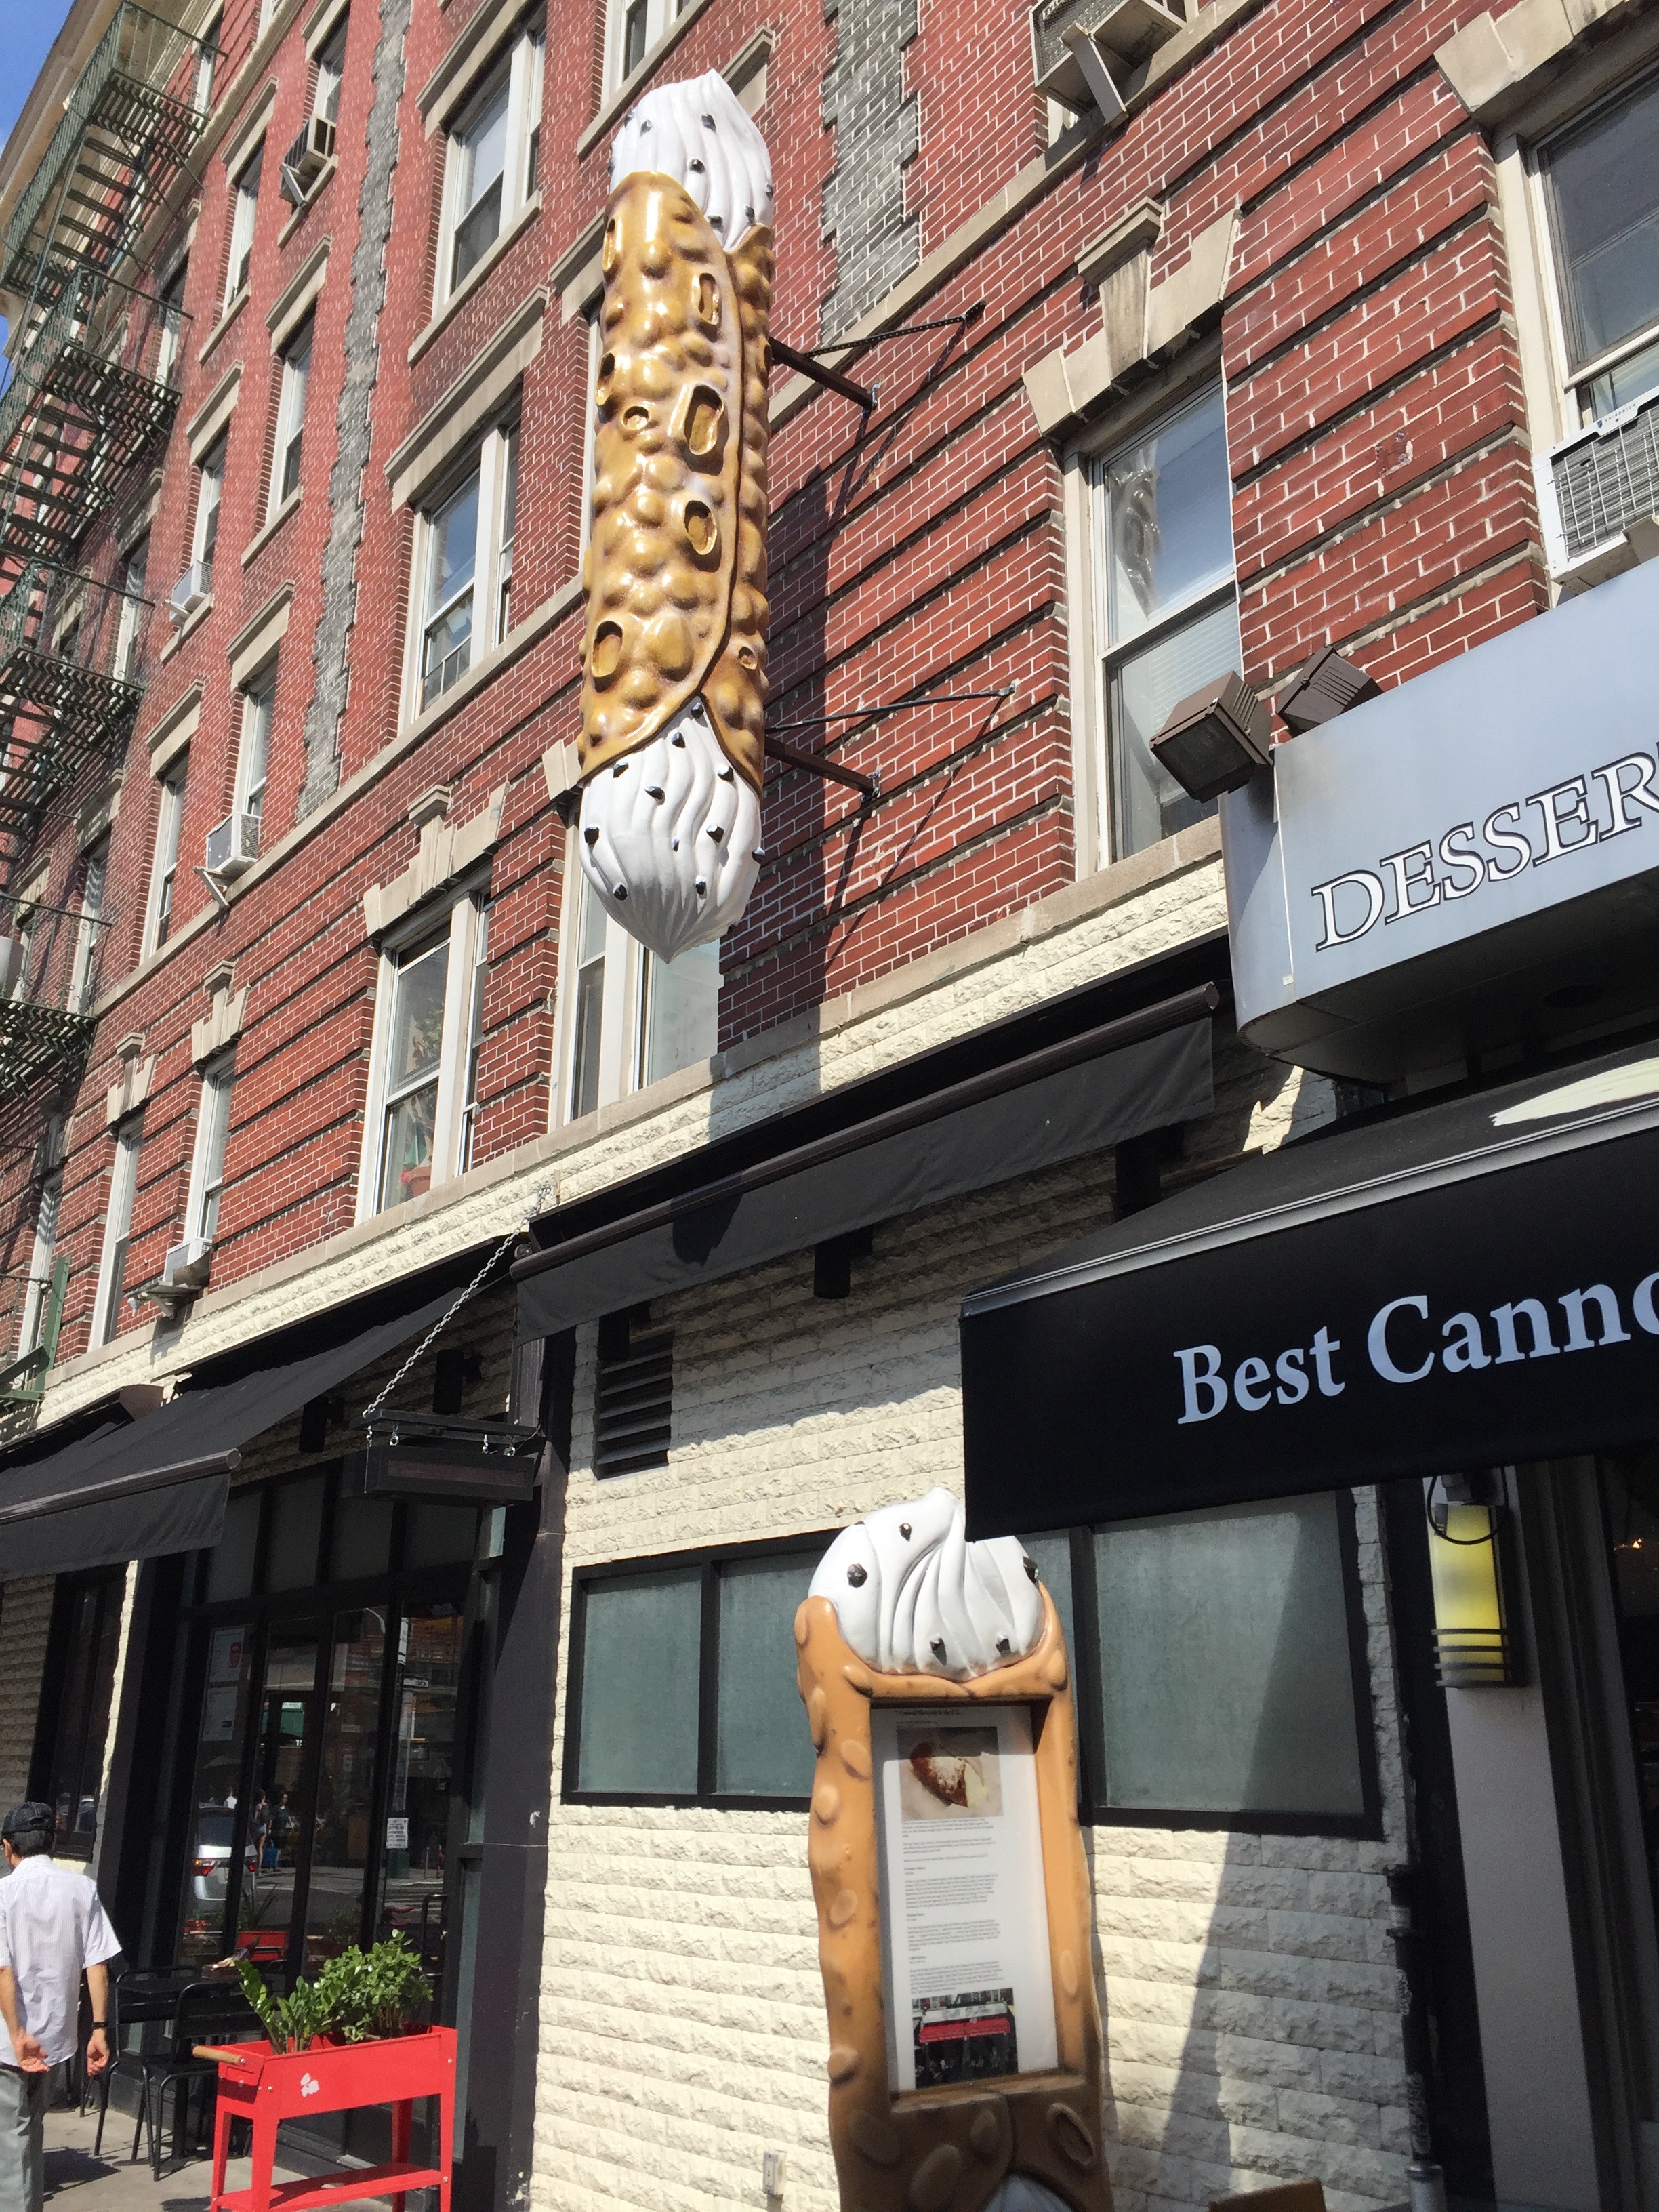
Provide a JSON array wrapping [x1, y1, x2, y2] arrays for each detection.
[[1536, 382, 1659, 594], [1031, 0, 1185, 117], [161, 1236, 212, 1291], [205, 811, 260, 880], [169, 560, 212, 623], [279, 114, 336, 203]]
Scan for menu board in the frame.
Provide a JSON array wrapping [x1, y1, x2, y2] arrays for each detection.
[[872, 1704, 1057, 2093]]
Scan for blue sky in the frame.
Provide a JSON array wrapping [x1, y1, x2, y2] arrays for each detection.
[[0, 0, 66, 163]]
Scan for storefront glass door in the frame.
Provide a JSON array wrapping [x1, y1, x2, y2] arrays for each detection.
[[375, 1605, 466, 1978]]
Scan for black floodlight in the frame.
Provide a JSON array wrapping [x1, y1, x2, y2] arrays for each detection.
[[1149, 670, 1273, 800], [1277, 642, 1381, 735]]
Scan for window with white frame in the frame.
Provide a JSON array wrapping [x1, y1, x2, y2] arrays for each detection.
[[1094, 383, 1240, 859], [236, 665, 274, 829], [560, 867, 722, 1123], [185, 1054, 235, 1250], [225, 142, 262, 307], [457, 903, 490, 1172], [362, 893, 489, 1216], [414, 421, 517, 710], [314, 15, 348, 125], [68, 836, 107, 1015], [156, 262, 187, 389], [194, 12, 220, 113], [92, 1117, 144, 1347], [606, 0, 680, 90], [270, 314, 312, 514], [17, 1160, 62, 1360], [1540, 74, 1659, 423], [439, 24, 543, 302], [115, 535, 148, 683], [146, 756, 187, 956], [193, 436, 225, 583]]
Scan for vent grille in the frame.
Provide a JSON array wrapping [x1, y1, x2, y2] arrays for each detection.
[[594, 1322, 672, 1477], [1551, 390, 1659, 559]]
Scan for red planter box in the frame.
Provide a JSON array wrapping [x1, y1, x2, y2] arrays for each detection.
[[206, 2026, 455, 2212]]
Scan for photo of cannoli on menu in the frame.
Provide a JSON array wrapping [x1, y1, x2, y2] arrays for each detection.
[[899, 1727, 1003, 1820]]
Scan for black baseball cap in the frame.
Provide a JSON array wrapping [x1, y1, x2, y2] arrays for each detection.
[[2, 1803, 54, 1841]]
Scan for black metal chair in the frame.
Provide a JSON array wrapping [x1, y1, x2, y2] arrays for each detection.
[[102, 1979, 260, 2178]]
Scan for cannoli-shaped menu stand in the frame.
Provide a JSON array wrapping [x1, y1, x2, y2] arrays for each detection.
[[795, 1491, 1111, 2212]]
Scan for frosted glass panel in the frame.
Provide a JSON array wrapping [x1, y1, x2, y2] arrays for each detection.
[[1021, 1532, 1075, 1664], [1092, 1494, 1365, 1816], [577, 1568, 701, 1794], [715, 1552, 820, 1797]]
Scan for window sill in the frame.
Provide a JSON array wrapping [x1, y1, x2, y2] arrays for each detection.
[[243, 487, 301, 566], [199, 287, 249, 366], [159, 595, 214, 661], [577, 0, 716, 157], [410, 194, 543, 366], [279, 159, 336, 247]]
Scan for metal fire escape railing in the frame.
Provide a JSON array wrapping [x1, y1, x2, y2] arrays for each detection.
[[1, 3, 219, 307], [0, 563, 150, 828], [0, 893, 112, 1105]]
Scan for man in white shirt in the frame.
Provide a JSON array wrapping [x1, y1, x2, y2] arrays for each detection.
[[0, 1803, 119, 2212]]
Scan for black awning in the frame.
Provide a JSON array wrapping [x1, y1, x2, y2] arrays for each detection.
[[960, 1037, 1659, 1536], [0, 1282, 465, 1578], [514, 988, 1218, 1339]]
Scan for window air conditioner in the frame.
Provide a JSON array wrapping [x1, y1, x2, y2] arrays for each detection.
[[279, 114, 337, 204], [1536, 382, 1659, 594], [161, 1237, 212, 1291], [205, 811, 261, 880], [169, 560, 212, 623], [1031, 0, 1185, 117]]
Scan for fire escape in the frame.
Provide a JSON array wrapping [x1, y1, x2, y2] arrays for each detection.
[[0, 3, 217, 1401]]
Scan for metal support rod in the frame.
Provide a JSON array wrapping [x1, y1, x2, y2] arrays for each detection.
[[770, 337, 876, 410], [764, 735, 878, 797], [795, 301, 987, 363], [768, 686, 1014, 732]]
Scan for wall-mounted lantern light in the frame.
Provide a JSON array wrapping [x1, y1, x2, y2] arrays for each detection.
[[1149, 670, 1273, 800], [1425, 1471, 1519, 1687]]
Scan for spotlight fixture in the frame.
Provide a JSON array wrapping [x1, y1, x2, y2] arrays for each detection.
[[1149, 670, 1273, 800], [1277, 642, 1381, 734]]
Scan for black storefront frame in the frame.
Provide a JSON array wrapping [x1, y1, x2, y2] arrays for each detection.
[[562, 1530, 838, 1813], [1052, 1490, 1385, 1839], [155, 1461, 483, 1989]]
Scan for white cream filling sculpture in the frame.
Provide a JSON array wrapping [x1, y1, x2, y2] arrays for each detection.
[[575, 73, 774, 964]]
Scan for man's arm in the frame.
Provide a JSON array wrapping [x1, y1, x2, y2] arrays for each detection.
[[83, 1961, 109, 2077], [0, 1966, 46, 2072]]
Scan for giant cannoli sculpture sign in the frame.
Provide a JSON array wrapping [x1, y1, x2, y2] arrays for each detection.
[[796, 1490, 1112, 2212], [575, 73, 773, 963]]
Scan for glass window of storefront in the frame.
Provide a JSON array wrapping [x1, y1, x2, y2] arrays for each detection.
[[40, 1570, 125, 1859], [169, 1466, 480, 1997]]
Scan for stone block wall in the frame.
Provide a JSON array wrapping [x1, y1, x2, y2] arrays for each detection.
[[0, 1578, 55, 1818]]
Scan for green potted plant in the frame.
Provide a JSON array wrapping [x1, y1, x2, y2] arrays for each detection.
[[236, 1933, 430, 2053]]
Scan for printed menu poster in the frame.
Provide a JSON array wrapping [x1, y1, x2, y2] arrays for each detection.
[[872, 1704, 1057, 2093]]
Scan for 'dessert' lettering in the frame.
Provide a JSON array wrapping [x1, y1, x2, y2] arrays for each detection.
[[1173, 1269, 1659, 1425]]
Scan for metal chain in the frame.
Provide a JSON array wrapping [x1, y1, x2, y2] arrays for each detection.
[[361, 1181, 550, 1427]]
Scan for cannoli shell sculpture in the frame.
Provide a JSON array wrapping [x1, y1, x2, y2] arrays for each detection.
[[579, 172, 773, 796], [794, 1589, 1113, 2212]]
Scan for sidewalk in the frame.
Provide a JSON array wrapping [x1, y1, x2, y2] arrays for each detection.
[[41, 2100, 403, 2212]]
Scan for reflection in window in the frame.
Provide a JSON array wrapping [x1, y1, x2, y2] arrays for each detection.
[[1547, 76, 1659, 417], [441, 28, 542, 300], [378, 933, 449, 1209], [1098, 385, 1240, 858], [376, 1605, 466, 1985], [45, 1574, 125, 1860], [306, 1609, 386, 1965], [420, 471, 479, 707], [177, 1620, 255, 1964]]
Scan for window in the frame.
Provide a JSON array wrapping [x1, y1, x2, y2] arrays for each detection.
[[193, 435, 226, 580], [146, 756, 186, 955], [593, 1309, 672, 1475], [156, 263, 186, 389], [226, 142, 262, 307], [270, 315, 312, 513], [16, 1166, 62, 1360], [457, 903, 489, 1172], [565, 1536, 830, 1804], [314, 16, 348, 125], [438, 26, 542, 301], [115, 535, 148, 682], [93, 1116, 143, 1346], [68, 835, 107, 1014], [363, 894, 489, 1216], [1542, 75, 1659, 420], [41, 1573, 125, 1859], [236, 668, 274, 825], [607, 0, 679, 89], [560, 867, 722, 1121], [1028, 1492, 1378, 1832], [414, 422, 516, 708], [186, 1054, 235, 1248], [1095, 384, 1240, 859], [194, 13, 220, 112]]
